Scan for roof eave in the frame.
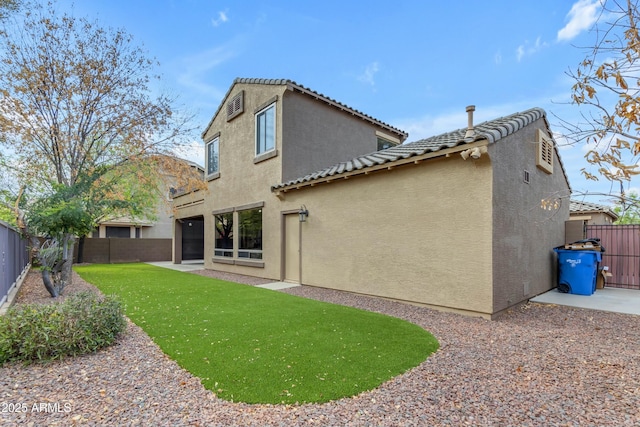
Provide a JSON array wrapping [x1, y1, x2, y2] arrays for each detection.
[[285, 83, 408, 141], [271, 140, 490, 195]]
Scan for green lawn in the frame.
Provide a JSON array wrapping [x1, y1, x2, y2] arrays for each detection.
[[75, 263, 439, 404]]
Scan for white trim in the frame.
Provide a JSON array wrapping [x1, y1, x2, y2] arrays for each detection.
[[375, 130, 400, 144], [205, 136, 220, 179], [255, 102, 276, 157]]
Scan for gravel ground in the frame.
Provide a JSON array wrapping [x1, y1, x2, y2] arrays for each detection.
[[1, 269, 639, 426]]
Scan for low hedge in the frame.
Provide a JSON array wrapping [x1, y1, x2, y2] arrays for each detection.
[[0, 292, 126, 365]]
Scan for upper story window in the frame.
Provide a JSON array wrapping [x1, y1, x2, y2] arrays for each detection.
[[206, 135, 220, 179], [377, 137, 397, 150], [376, 131, 400, 150], [226, 91, 244, 121], [255, 103, 276, 156]]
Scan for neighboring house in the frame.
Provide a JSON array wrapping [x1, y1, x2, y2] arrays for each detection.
[[566, 199, 619, 244], [173, 78, 570, 319], [92, 217, 163, 239], [92, 160, 205, 241], [569, 199, 618, 225]]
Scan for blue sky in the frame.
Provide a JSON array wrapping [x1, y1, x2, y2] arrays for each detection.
[[54, 0, 637, 206]]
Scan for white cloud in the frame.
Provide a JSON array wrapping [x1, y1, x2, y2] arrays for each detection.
[[211, 10, 229, 27], [176, 42, 239, 100], [494, 51, 502, 65], [357, 62, 379, 86], [173, 139, 205, 167], [557, 0, 601, 42], [396, 103, 532, 142], [552, 131, 574, 151], [516, 37, 548, 62]]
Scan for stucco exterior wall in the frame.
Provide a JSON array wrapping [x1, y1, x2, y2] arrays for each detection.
[[490, 118, 570, 314], [193, 82, 409, 281], [278, 155, 495, 317], [140, 201, 173, 238], [281, 91, 401, 182], [199, 83, 287, 279]]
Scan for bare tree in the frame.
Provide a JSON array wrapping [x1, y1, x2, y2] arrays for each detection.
[[0, 1, 203, 296], [561, 0, 640, 187], [0, 0, 20, 20]]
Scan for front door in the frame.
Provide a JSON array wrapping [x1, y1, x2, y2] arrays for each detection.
[[284, 213, 300, 283]]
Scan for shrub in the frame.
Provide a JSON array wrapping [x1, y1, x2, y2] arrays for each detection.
[[0, 292, 126, 365]]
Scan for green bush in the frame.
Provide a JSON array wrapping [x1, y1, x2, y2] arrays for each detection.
[[0, 292, 126, 365]]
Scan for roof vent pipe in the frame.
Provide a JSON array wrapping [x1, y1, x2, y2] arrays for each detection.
[[464, 105, 476, 140]]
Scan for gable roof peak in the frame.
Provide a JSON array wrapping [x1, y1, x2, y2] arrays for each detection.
[[202, 78, 408, 140]]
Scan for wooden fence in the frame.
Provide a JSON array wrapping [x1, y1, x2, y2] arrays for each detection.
[[585, 224, 640, 290], [74, 238, 172, 264]]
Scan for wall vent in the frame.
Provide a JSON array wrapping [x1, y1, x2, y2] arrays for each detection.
[[226, 90, 244, 121]]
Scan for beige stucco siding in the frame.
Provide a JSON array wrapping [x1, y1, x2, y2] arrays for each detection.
[[199, 83, 287, 279], [279, 155, 495, 315], [490, 118, 570, 314], [193, 82, 411, 281]]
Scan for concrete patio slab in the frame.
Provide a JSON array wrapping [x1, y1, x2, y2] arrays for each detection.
[[146, 261, 204, 272], [256, 282, 301, 290], [530, 287, 640, 316]]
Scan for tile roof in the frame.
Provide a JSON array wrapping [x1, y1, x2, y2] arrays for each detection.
[[570, 199, 618, 218], [272, 107, 552, 191], [202, 78, 408, 140]]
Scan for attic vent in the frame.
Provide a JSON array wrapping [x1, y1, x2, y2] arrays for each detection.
[[227, 90, 244, 121], [536, 129, 553, 174]]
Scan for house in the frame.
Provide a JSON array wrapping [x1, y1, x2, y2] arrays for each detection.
[[172, 78, 570, 319], [91, 158, 205, 241], [569, 199, 618, 225], [77, 158, 205, 264], [565, 199, 618, 244]]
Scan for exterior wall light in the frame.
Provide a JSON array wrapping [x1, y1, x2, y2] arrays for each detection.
[[299, 205, 309, 222]]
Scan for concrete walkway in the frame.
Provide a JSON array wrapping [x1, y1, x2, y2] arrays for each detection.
[[146, 260, 206, 272], [255, 281, 301, 290], [145, 261, 300, 290], [530, 286, 640, 316]]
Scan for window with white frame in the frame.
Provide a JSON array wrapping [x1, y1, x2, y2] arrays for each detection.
[[255, 104, 275, 155], [238, 208, 262, 259], [214, 212, 233, 257], [376, 131, 400, 150], [206, 136, 219, 177], [377, 137, 397, 150]]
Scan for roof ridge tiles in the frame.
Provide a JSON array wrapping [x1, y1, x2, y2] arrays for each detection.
[[230, 78, 407, 138], [272, 107, 551, 192]]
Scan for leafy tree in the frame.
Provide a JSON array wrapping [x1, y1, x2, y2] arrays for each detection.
[[563, 0, 640, 185], [613, 190, 640, 223], [0, 1, 204, 296]]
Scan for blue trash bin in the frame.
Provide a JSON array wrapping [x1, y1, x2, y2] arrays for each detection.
[[554, 249, 602, 295]]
